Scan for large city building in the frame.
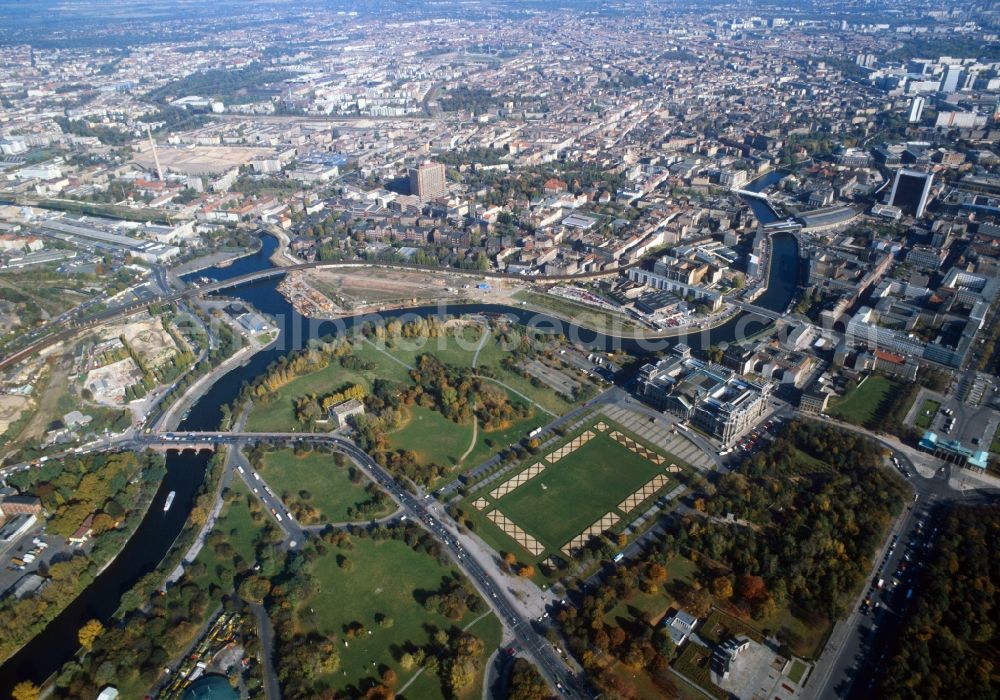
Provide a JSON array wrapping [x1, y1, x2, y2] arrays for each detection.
[[408, 161, 447, 201], [888, 169, 934, 218], [637, 345, 771, 443]]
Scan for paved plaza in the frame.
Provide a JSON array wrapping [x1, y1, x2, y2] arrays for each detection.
[[600, 404, 715, 470]]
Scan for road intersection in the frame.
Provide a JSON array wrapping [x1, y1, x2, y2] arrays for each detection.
[[138, 429, 590, 698]]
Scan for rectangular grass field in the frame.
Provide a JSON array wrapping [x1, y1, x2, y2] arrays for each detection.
[[497, 433, 665, 548], [467, 419, 685, 559]]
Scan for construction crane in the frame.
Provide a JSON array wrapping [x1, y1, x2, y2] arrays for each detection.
[[145, 124, 165, 182]]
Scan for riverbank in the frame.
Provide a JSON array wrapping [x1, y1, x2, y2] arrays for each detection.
[[0, 232, 802, 695], [0, 452, 167, 670], [156, 327, 277, 432], [276, 270, 748, 345], [169, 244, 264, 282]]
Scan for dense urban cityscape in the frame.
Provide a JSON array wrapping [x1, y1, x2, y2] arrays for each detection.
[[0, 0, 997, 699]]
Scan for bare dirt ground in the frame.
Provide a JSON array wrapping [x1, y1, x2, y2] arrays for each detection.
[[85, 358, 143, 404], [306, 267, 455, 306], [304, 267, 526, 313], [133, 145, 275, 176], [17, 354, 71, 441], [102, 317, 178, 368], [0, 394, 31, 434], [122, 319, 178, 368]]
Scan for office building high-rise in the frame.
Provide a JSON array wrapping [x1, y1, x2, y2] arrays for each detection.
[[889, 169, 934, 218], [908, 96, 925, 123], [408, 161, 447, 201]]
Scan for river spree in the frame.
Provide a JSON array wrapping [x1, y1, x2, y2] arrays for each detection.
[[0, 230, 800, 692]]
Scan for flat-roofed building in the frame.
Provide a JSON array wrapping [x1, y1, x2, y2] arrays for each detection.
[[637, 345, 771, 443], [329, 398, 365, 428], [408, 161, 447, 201]]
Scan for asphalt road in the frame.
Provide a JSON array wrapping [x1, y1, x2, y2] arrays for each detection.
[[792, 411, 999, 700], [141, 431, 588, 698], [228, 447, 309, 545], [250, 602, 281, 700]]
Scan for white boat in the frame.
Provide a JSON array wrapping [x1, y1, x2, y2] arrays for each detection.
[[163, 491, 176, 512]]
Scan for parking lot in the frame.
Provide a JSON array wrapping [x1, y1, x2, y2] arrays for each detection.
[[840, 494, 943, 697], [909, 387, 999, 451], [0, 528, 68, 596]]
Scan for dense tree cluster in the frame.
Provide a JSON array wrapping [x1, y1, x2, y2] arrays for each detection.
[[557, 558, 678, 698], [294, 383, 366, 426], [247, 336, 355, 401], [8, 451, 163, 540], [407, 353, 531, 430], [50, 455, 275, 697], [156, 311, 243, 417], [459, 160, 627, 209], [54, 116, 131, 146], [876, 504, 1000, 699], [686, 420, 908, 620], [420, 575, 486, 622], [145, 65, 296, 104], [437, 86, 512, 114], [507, 658, 553, 700], [556, 421, 907, 694]]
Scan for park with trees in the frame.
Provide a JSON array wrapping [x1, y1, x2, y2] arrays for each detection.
[[251, 443, 394, 524], [266, 523, 501, 699], [554, 420, 909, 696], [0, 452, 166, 665], [876, 504, 1000, 699]]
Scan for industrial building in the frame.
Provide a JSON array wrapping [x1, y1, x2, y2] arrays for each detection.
[[36, 217, 180, 262]]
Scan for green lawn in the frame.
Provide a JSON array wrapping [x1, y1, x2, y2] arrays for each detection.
[[512, 290, 640, 333], [388, 400, 549, 474], [301, 537, 500, 698], [605, 586, 672, 628], [777, 448, 835, 476], [699, 609, 765, 645], [788, 659, 808, 684], [992, 423, 1000, 454], [388, 406, 476, 467], [828, 375, 901, 425], [914, 399, 941, 429], [378, 326, 580, 415], [672, 643, 727, 700], [654, 553, 830, 660], [369, 325, 489, 369], [498, 434, 666, 548], [758, 604, 831, 659], [461, 407, 549, 468], [245, 341, 413, 432], [466, 420, 684, 560], [259, 449, 392, 523], [192, 479, 265, 588], [246, 327, 583, 433]]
